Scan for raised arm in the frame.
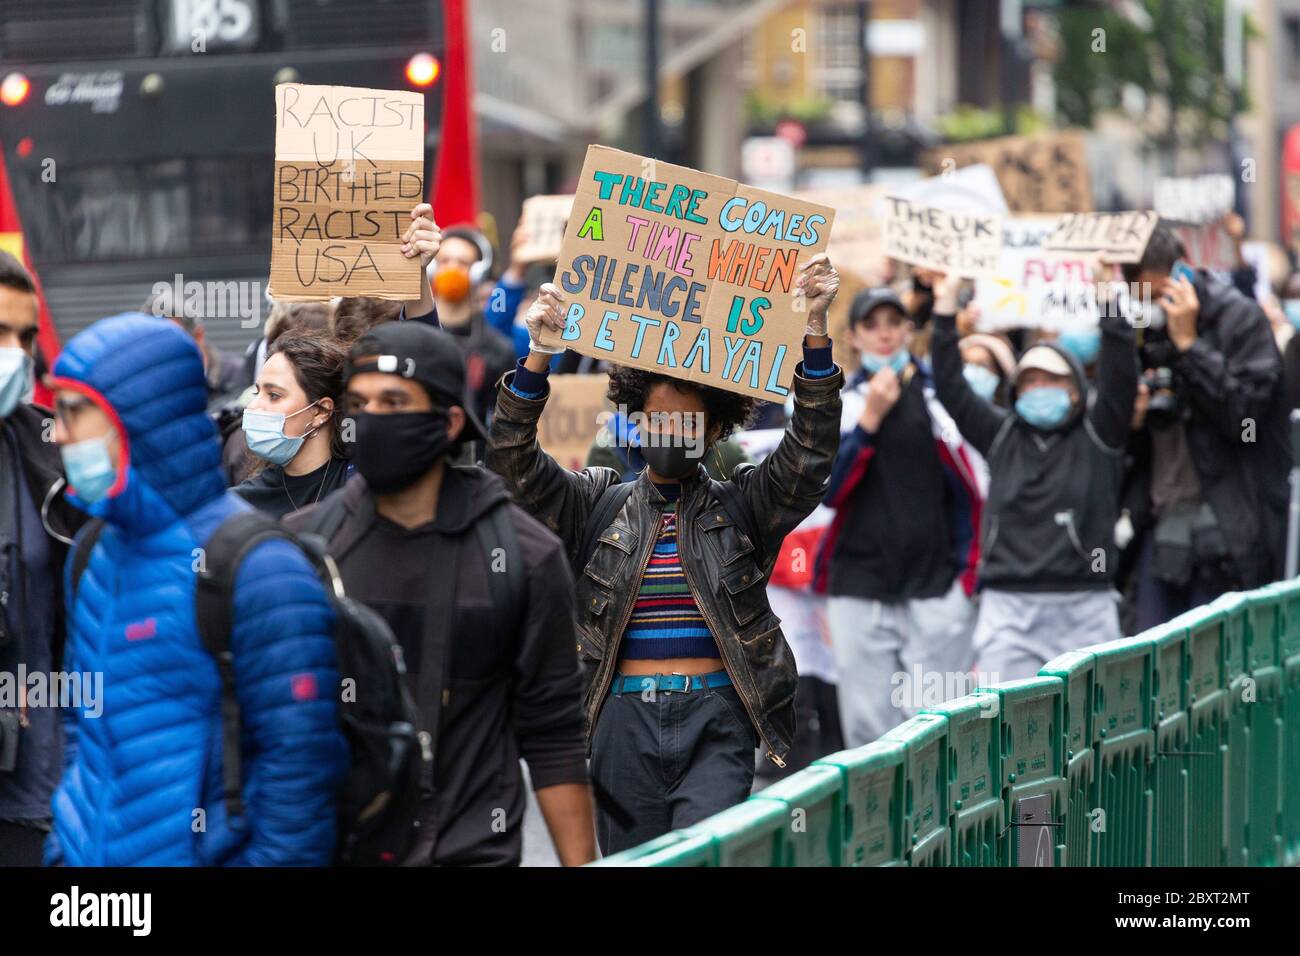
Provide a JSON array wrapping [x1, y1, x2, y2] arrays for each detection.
[[734, 255, 844, 569], [930, 274, 1009, 456], [485, 284, 620, 563], [1085, 266, 1139, 450]]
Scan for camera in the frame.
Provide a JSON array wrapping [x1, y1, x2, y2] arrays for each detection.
[[1141, 366, 1182, 429]]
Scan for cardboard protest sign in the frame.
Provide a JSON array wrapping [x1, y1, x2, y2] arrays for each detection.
[[924, 131, 1093, 213], [541, 145, 835, 402], [516, 194, 575, 263], [269, 83, 425, 302], [974, 216, 1097, 330], [1164, 220, 1236, 272], [1153, 175, 1234, 224], [890, 163, 1009, 216], [1043, 210, 1158, 263], [535, 373, 611, 471], [882, 196, 1003, 279], [793, 184, 890, 281]]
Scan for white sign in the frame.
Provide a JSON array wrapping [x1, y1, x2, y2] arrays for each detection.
[[1154, 174, 1235, 225], [974, 216, 1097, 331]]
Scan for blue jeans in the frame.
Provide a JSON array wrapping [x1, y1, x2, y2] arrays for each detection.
[[591, 677, 756, 856]]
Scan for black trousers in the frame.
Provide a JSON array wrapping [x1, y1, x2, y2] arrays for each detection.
[[591, 680, 756, 856], [0, 820, 47, 866]]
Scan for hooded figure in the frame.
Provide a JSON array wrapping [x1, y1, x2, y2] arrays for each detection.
[[46, 314, 347, 866], [931, 301, 1139, 681]]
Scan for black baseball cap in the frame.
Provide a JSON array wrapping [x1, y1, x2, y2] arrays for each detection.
[[849, 287, 908, 328], [345, 321, 490, 445]]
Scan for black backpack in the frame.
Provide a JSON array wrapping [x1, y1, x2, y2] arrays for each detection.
[[70, 509, 424, 866]]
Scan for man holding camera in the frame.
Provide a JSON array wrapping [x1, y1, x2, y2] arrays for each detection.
[[1122, 226, 1289, 631]]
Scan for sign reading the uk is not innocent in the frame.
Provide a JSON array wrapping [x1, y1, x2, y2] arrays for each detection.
[[269, 83, 425, 302], [538, 145, 835, 402]]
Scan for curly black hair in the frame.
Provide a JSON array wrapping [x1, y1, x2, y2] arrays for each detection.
[[605, 365, 757, 442]]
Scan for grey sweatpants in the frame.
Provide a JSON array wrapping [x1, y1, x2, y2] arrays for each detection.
[[827, 581, 976, 748], [972, 588, 1121, 684]]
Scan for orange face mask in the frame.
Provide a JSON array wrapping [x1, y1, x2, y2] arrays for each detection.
[[433, 265, 472, 303]]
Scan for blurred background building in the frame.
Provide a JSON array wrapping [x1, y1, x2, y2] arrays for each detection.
[[0, 0, 1297, 360]]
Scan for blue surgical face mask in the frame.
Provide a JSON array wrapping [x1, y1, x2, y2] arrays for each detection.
[[1283, 300, 1300, 332], [963, 363, 1000, 402], [0, 347, 33, 418], [1015, 386, 1073, 429], [61, 432, 119, 504], [861, 348, 910, 376], [1057, 328, 1101, 365], [242, 400, 322, 467]]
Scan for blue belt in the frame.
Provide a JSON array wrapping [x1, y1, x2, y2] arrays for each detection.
[[609, 670, 732, 696]]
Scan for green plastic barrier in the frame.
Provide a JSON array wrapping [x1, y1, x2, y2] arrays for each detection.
[[813, 741, 907, 866], [988, 677, 1066, 867], [1245, 589, 1284, 866], [751, 763, 843, 867], [1146, 614, 1191, 866], [700, 797, 789, 867], [1089, 636, 1155, 866], [1039, 649, 1096, 866], [923, 692, 1003, 867], [1186, 602, 1229, 865], [1216, 593, 1251, 866], [1275, 578, 1300, 865], [881, 713, 950, 866], [596, 581, 1300, 868], [591, 829, 716, 867]]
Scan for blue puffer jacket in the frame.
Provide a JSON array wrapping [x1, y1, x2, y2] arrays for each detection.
[[47, 314, 349, 866]]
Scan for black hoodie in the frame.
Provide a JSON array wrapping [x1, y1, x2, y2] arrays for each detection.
[[932, 309, 1139, 591], [285, 466, 588, 865]]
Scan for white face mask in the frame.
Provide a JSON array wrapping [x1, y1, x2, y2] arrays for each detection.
[[0, 347, 33, 418]]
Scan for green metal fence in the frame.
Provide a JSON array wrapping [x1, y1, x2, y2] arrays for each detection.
[[594, 581, 1300, 867]]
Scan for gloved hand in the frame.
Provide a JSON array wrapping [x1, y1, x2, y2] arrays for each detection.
[[795, 253, 839, 337], [525, 283, 567, 355]]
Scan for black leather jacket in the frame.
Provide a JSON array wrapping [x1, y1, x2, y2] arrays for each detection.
[[486, 363, 843, 765]]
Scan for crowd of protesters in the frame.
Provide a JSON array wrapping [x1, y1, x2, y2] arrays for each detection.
[[1, 187, 1298, 867]]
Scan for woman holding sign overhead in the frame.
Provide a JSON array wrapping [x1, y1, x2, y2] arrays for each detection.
[[486, 254, 843, 856]]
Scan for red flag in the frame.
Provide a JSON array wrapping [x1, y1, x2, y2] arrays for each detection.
[[0, 142, 59, 407], [431, 0, 480, 229]]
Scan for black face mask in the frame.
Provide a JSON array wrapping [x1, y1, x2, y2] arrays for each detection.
[[639, 440, 707, 481], [352, 410, 453, 494]]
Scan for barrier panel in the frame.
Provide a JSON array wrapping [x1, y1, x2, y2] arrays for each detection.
[[813, 741, 907, 866], [989, 678, 1066, 867], [594, 585, 1298, 867], [1039, 649, 1095, 866], [881, 713, 950, 866], [923, 692, 1002, 867]]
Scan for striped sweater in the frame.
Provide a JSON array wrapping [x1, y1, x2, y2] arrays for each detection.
[[622, 498, 719, 660]]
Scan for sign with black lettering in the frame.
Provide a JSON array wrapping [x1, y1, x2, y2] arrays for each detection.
[[269, 84, 425, 302], [882, 197, 1003, 278]]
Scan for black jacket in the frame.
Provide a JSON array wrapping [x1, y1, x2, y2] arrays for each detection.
[[285, 467, 588, 865], [486, 362, 844, 766], [5, 404, 85, 664], [1136, 271, 1289, 587], [932, 310, 1138, 592], [233, 457, 353, 520]]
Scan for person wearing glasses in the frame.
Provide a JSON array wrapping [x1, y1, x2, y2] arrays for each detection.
[[46, 313, 348, 866]]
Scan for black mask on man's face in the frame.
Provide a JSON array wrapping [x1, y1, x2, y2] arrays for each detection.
[[352, 410, 453, 494]]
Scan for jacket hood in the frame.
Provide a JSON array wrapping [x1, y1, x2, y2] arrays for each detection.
[[1011, 341, 1089, 433], [50, 313, 226, 533], [432, 463, 515, 534]]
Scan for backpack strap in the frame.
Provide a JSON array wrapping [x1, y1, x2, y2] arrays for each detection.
[[414, 531, 462, 797], [709, 478, 767, 571], [476, 502, 526, 632], [194, 508, 293, 821], [578, 482, 637, 570], [68, 518, 106, 605]]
